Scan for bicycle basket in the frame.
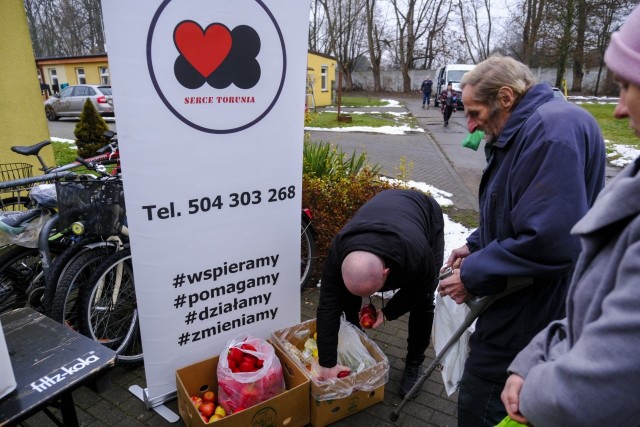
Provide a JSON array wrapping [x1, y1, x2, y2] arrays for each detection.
[[56, 179, 126, 236], [0, 162, 34, 193]]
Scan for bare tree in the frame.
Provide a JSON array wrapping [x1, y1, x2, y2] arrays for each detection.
[[364, 0, 387, 91], [421, 0, 451, 69], [24, 0, 106, 57], [570, 0, 587, 91], [521, 0, 547, 65], [389, 0, 441, 92], [318, 0, 368, 90], [591, 0, 635, 95], [457, 0, 492, 63]]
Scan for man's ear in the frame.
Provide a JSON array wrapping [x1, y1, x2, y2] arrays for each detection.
[[498, 86, 515, 109], [382, 267, 390, 279]]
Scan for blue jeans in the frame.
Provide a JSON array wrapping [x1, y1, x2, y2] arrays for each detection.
[[422, 92, 431, 105], [457, 370, 507, 427]]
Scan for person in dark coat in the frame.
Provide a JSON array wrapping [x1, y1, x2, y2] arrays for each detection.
[[439, 82, 458, 126], [437, 55, 606, 426], [501, 5, 640, 426], [420, 76, 433, 109], [315, 189, 444, 398]]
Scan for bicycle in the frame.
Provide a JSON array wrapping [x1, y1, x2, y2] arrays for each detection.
[[0, 162, 34, 211], [78, 246, 141, 365], [0, 133, 122, 315], [300, 208, 317, 289]]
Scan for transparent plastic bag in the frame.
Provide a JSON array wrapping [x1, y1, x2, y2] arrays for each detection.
[[216, 334, 285, 414], [336, 315, 376, 373], [28, 183, 57, 208], [0, 211, 50, 248], [272, 318, 389, 401]]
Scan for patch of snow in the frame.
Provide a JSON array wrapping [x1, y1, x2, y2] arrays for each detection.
[[607, 144, 640, 167], [304, 125, 423, 135]]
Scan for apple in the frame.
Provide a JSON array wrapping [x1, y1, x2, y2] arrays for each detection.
[[359, 303, 377, 329], [190, 395, 202, 409], [202, 390, 215, 404], [337, 370, 351, 378], [360, 313, 375, 328], [200, 402, 215, 418], [360, 303, 376, 317], [214, 405, 227, 417]]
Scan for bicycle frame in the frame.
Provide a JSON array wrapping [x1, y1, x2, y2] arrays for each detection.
[[0, 136, 120, 192]]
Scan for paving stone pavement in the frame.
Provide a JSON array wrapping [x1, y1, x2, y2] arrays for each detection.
[[15, 94, 622, 426]]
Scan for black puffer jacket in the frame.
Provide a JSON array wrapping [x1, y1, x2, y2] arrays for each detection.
[[316, 189, 444, 368]]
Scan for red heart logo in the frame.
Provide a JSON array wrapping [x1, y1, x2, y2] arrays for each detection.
[[174, 21, 232, 78]]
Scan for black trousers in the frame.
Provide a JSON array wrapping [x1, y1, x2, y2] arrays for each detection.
[[443, 105, 454, 122]]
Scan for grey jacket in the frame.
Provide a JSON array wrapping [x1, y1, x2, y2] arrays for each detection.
[[508, 157, 640, 426]]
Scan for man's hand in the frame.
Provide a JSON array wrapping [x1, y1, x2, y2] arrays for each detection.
[[446, 244, 470, 267], [313, 364, 351, 381], [501, 374, 529, 425], [438, 266, 470, 304]]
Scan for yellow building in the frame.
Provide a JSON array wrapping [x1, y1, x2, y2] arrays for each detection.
[[306, 51, 337, 109], [0, 0, 54, 176], [36, 54, 110, 94], [35, 51, 335, 108]]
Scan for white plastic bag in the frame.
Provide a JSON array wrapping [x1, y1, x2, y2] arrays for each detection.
[[432, 293, 473, 395]]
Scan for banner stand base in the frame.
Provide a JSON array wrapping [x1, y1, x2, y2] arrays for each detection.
[[129, 384, 180, 423]]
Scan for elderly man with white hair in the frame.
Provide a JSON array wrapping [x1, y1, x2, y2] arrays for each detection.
[[315, 189, 444, 398]]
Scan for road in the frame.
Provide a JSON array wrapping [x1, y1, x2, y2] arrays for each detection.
[[47, 117, 117, 140]]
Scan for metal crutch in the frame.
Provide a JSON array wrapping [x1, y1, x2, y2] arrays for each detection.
[[389, 273, 533, 422]]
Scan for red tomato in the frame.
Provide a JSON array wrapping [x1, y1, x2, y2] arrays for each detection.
[[240, 343, 257, 352], [227, 358, 237, 369], [199, 401, 214, 418], [229, 347, 244, 364], [240, 384, 260, 408], [239, 358, 256, 372], [255, 358, 264, 369]]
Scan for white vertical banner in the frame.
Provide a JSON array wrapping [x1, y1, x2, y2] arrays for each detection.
[[101, 0, 309, 403]]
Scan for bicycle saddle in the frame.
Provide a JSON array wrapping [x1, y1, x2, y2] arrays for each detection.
[[11, 140, 52, 156]]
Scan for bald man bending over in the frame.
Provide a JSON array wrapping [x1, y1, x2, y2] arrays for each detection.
[[315, 189, 444, 398]]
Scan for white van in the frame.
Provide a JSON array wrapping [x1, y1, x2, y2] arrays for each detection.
[[434, 64, 475, 108]]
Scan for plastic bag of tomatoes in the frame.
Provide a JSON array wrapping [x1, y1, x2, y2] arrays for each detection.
[[217, 335, 286, 414]]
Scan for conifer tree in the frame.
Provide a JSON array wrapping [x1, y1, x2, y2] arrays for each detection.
[[74, 98, 109, 158]]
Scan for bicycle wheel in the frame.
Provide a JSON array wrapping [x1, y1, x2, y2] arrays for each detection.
[[300, 216, 316, 289], [79, 248, 142, 364], [0, 246, 40, 313], [0, 196, 30, 211], [50, 243, 118, 329]]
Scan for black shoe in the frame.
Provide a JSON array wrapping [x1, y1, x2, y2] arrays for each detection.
[[398, 358, 425, 398], [444, 121, 448, 126]]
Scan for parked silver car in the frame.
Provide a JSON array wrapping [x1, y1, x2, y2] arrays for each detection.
[[44, 84, 114, 121]]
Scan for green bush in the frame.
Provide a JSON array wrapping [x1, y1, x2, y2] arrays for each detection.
[[74, 99, 109, 158], [303, 138, 381, 178], [302, 139, 402, 284], [302, 170, 396, 283]]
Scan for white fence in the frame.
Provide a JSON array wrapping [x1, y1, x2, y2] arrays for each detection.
[[348, 67, 610, 93]]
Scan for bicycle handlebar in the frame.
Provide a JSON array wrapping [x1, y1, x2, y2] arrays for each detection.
[[0, 170, 78, 190]]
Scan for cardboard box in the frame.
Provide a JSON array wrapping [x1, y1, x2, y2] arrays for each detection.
[[310, 385, 385, 427], [272, 319, 389, 427], [176, 341, 310, 427]]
